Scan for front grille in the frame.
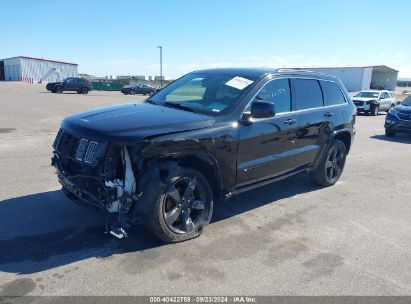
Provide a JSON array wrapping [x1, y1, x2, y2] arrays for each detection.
[[76, 138, 89, 161], [84, 141, 98, 164], [354, 101, 364, 107], [53, 129, 99, 165]]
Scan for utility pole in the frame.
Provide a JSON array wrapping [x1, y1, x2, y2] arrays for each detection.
[[157, 46, 163, 88]]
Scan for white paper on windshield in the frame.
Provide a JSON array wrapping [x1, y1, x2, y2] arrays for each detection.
[[225, 76, 254, 90]]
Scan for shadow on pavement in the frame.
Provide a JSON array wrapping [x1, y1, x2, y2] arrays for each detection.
[[0, 173, 319, 274], [370, 134, 411, 144]]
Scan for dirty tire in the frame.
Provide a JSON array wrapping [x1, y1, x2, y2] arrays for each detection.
[[310, 139, 347, 187], [142, 165, 213, 243]]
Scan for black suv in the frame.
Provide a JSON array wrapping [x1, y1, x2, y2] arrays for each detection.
[[47, 77, 92, 94], [52, 68, 356, 242], [121, 84, 156, 96]]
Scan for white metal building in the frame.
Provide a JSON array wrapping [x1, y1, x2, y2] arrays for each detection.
[[0, 56, 78, 82], [293, 65, 399, 91], [396, 78, 411, 92]]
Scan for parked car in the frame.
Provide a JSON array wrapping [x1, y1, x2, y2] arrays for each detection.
[[121, 84, 156, 96], [352, 90, 396, 116], [51, 68, 356, 242], [46, 77, 92, 94], [385, 95, 411, 136]]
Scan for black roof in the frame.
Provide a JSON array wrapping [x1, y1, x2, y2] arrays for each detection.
[[192, 67, 338, 81]]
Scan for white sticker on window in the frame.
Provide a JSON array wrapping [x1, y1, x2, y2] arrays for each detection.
[[225, 76, 254, 90]]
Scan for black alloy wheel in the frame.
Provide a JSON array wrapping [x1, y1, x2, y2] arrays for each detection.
[[143, 166, 213, 243], [325, 145, 345, 184], [310, 139, 347, 187], [163, 176, 207, 234]]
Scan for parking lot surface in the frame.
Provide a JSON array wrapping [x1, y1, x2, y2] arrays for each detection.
[[0, 82, 410, 296]]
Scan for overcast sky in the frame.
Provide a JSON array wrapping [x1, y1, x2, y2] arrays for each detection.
[[1, 0, 410, 78]]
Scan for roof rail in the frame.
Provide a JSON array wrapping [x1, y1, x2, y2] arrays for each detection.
[[275, 68, 335, 77]]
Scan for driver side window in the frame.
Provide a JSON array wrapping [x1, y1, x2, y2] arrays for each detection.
[[249, 78, 291, 113]]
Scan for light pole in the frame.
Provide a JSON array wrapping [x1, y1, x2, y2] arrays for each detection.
[[157, 46, 163, 88]]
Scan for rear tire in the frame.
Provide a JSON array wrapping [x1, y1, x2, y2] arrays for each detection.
[[81, 87, 89, 94], [385, 128, 396, 137], [142, 166, 213, 243], [55, 86, 63, 93], [310, 139, 347, 187]]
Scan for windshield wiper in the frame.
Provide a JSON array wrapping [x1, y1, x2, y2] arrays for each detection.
[[164, 102, 197, 113]]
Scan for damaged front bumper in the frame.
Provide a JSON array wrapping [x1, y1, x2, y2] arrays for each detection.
[[51, 128, 138, 214], [52, 154, 118, 209]]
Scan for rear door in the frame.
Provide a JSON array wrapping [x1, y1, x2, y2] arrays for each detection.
[[237, 78, 301, 186], [289, 78, 328, 168]]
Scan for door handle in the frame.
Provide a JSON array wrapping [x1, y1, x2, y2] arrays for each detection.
[[324, 112, 334, 117], [284, 118, 297, 125]]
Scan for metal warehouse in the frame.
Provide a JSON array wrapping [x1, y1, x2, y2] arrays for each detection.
[[294, 65, 399, 91], [0, 56, 78, 82]]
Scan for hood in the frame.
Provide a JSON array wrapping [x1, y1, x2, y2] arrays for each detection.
[[395, 104, 411, 114], [62, 102, 215, 142], [352, 97, 377, 102]]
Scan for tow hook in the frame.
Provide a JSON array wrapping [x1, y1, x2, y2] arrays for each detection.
[[109, 227, 128, 239]]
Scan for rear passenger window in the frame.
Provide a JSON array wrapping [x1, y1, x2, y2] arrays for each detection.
[[293, 79, 323, 110], [255, 78, 291, 113], [320, 81, 346, 106]]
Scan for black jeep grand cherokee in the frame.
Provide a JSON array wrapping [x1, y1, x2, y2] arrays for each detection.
[[52, 68, 356, 242]]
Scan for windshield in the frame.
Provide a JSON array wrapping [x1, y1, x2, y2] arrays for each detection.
[[148, 72, 256, 116], [402, 96, 411, 106], [355, 91, 379, 98]]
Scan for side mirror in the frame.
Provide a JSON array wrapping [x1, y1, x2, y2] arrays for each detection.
[[250, 101, 276, 119]]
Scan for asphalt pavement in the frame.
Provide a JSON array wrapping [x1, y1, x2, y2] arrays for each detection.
[[0, 82, 410, 296]]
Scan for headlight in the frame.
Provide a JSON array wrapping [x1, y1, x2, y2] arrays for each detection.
[[389, 108, 399, 116]]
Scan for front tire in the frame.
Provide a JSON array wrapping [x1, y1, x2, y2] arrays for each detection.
[[385, 128, 396, 137], [55, 86, 63, 93], [371, 104, 379, 116], [142, 166, 213, 243], [81, 87, 89, 94], [310, 139, 347, 187]]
